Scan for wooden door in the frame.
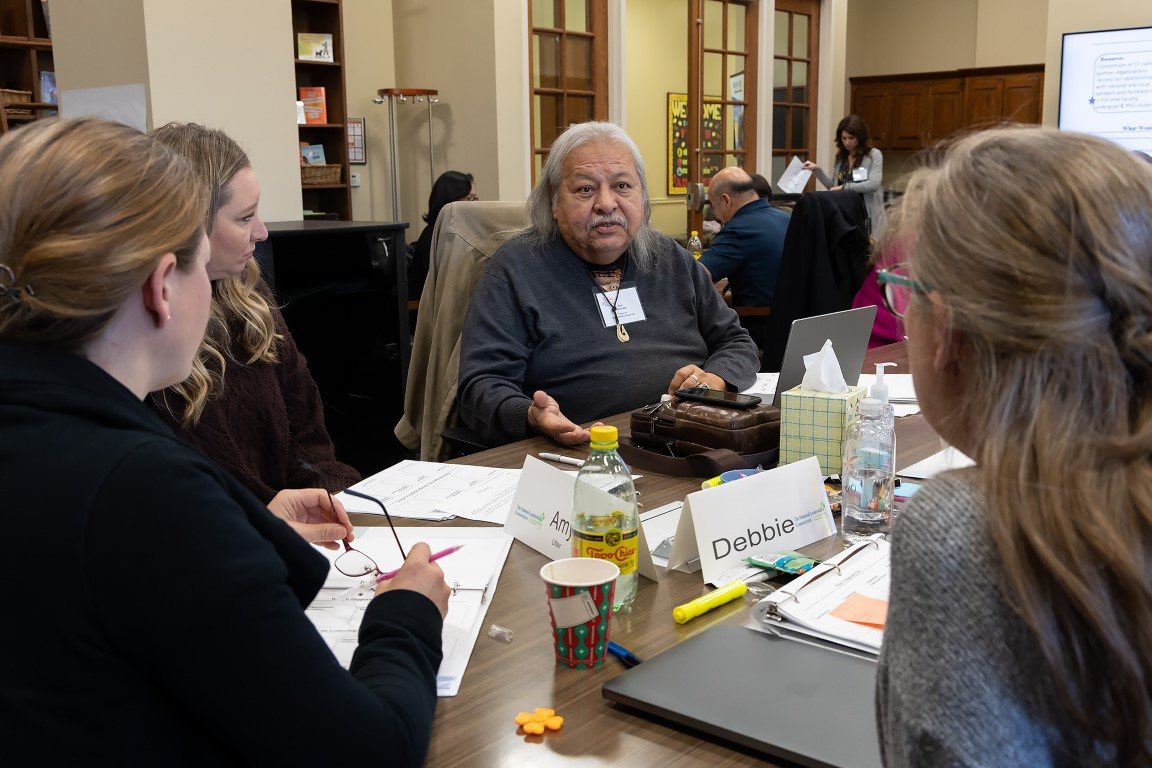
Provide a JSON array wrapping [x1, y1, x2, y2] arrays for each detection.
[[964, 76, 1004, 128], [890, 82, 928, 149], [927, 78, 963, 143], [1002, 72, 1043, 124], [852, 83, 892, 149]]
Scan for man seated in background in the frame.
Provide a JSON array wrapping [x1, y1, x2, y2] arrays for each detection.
[[700, 166, 789, 310], [458, 121, 759, 447]]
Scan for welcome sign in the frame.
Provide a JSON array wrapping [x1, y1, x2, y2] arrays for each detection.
[[666, 456, 836, 585]]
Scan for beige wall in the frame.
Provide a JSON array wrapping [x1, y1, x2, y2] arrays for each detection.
[[390, 0, 529, 237], [52, 0, 149, 102], [626, 0, 688, 236], [52, 0, 302, 222], [1043, 0, 1150, 125], [344, 0, 397, 222], [143, 0, 300, 222], [974, 0, 1048, 67], [846, 0, 979, 77]]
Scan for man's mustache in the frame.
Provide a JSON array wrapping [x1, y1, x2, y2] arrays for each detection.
[[589, 214, 627, 229]]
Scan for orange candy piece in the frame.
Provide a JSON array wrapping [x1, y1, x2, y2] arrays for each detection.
[[514, 707, 564, 735]]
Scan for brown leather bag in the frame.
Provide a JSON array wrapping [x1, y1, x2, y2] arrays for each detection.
[[622, 400, 781, 477]]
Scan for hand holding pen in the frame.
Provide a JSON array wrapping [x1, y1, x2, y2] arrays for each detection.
[[377, 542, 452, 617]]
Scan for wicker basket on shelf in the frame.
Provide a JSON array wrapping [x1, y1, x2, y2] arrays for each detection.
[[0, 88, 33, 115], [301, 164, 342, 185]]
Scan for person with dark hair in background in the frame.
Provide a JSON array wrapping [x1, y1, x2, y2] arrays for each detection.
[[749, 172, 772, 199], [804, 114, 886, 241], [409, 170, 477, 298]]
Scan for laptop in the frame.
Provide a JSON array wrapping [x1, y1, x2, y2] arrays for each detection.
[[602, 625, 882, 768], [772, 306, 877, 406]]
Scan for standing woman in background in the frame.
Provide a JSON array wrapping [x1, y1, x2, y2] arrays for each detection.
[[804, 114, 886, 241], [408, 170, 477, 299], [876, 126, 1152, 765], [0, 117, 448, 764], [147, 122, 360, 502]]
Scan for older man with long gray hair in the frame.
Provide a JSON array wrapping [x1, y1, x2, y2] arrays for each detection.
[[458, 121, 759, 447]]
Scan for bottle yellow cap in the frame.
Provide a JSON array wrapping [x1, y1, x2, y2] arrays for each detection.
[[589, 425, 618, 447], [690, 230, 698, 236]]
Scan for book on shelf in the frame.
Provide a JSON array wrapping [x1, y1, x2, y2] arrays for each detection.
[[296, 33, 334, 62], [298, 87, 327, 125], [39, 71, 57, 105], [300, 144, 327, 165]]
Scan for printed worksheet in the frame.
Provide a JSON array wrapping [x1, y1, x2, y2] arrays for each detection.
[[337, 460, 520, 523], [305, 527, 514, 697]]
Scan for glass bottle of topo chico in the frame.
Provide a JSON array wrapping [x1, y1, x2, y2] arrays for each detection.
[[572, 425, 638, 610]]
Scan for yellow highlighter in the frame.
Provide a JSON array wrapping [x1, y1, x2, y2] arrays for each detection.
[[672, 580, 748, 624]]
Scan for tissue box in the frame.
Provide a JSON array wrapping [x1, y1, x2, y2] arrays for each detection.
[[779, 385, 867, 476]]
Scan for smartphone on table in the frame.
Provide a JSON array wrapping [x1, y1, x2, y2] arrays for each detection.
[[673, 386, 762, 409]]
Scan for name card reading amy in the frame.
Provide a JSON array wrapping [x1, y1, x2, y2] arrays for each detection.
[[504, 456, 660, 581], [666, 456, 836, 585]]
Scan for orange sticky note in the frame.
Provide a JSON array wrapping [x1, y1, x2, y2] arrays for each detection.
[[829, 592, 888, 629]]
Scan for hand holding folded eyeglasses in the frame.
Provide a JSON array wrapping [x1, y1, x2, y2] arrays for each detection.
[[377, 542, 451, 618], [268, 488, 354, 550]]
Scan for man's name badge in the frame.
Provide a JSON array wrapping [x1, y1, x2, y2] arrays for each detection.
[[593, 286, 646, 329]]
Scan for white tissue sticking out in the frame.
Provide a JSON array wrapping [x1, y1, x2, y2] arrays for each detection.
[[800, 339, 849, 393]]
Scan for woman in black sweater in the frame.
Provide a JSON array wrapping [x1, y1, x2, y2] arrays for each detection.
[[0, 117, 449, 765]]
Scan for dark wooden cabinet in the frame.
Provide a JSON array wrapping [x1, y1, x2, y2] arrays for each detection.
[[852, 83, 891, 147], [255, 221, 412, 474], [852, 65, 1043, 151]]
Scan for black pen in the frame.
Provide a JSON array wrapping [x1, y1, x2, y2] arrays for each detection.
[[607, 640, 643, 668]]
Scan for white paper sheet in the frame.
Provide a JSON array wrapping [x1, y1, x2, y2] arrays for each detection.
[[740, 372, 779, 398], [305, 526, 514, 697], [777, 155, 813, 195], [337, 460, 519, 523], [897, 447, 974, 478], [857, 373, 917, 403]]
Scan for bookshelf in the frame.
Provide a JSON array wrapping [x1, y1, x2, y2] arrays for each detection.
[[0, 0, 55, 136], [292, 0, 351, 220]]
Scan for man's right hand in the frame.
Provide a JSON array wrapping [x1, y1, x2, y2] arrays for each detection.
[[527, 390, 593, 446]]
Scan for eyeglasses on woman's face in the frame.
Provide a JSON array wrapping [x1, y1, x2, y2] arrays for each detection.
[[876, 264, 930, 319]]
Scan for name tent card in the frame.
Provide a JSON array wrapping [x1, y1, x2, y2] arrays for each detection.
[[666, 456, 836, 585], [504, 456, 659, 581]]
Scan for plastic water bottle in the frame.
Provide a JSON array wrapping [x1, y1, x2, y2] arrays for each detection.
[[841, 397, 895, 542], [572, 425, 639, 610], [687, 230, 703, 260]]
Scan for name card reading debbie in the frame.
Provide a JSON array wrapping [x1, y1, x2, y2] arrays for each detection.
[[666, 456, 836, 585], [504, 456, 660, 581]]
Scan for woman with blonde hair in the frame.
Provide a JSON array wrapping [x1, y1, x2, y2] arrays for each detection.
[[877, 126, 1152, 764], [147, 122, 359, 501], [0, 117, 448, 764]]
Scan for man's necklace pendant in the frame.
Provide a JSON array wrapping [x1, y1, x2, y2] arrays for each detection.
[[616, 323, 630, 343]]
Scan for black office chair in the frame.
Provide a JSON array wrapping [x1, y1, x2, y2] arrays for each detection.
[[760, 191, 871, 372]]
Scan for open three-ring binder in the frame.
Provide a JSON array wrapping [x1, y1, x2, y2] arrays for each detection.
[[749, 534, 890, 657]]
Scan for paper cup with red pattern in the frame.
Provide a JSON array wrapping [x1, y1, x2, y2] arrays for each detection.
[[540, 558, 619, 669]]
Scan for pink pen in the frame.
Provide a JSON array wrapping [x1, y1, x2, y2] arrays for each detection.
[[375, 544, 464, 583]]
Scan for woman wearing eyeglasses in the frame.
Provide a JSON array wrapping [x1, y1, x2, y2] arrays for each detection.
[[146, 122, 361, 504], [876, 127, 1152, 764], [0, 118, 449, 765]]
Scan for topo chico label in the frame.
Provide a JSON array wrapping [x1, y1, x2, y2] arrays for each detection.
[[572, 527, 638, 575]]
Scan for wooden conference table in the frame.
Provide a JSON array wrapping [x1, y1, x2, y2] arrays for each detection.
[[353, 343, 938, 767]]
